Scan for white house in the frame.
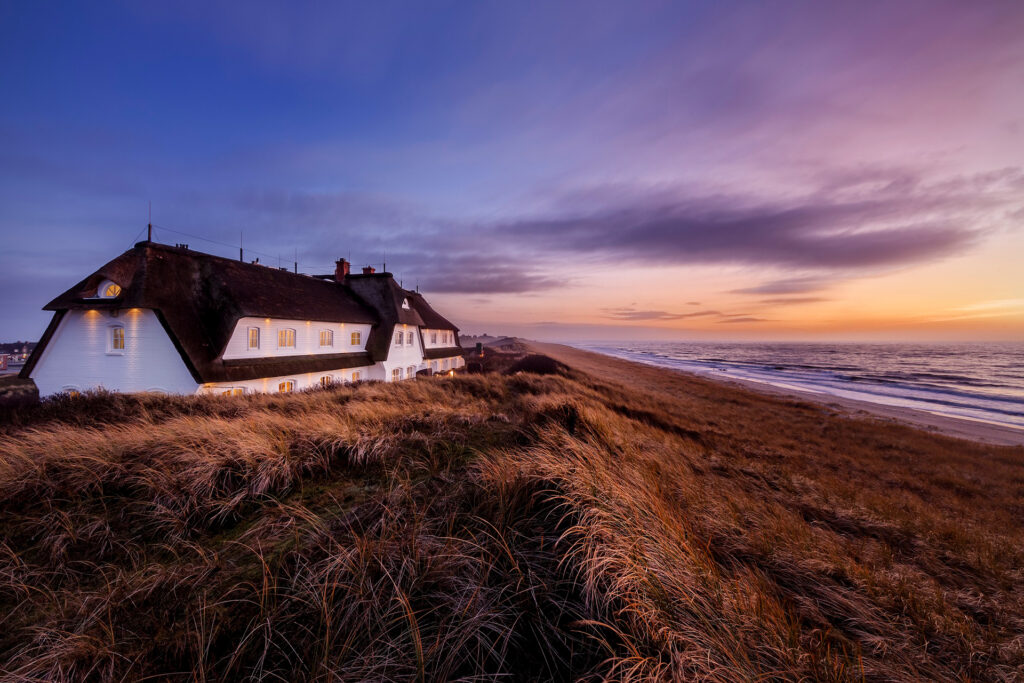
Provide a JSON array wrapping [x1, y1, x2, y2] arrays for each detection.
[[22, 241, 464, 396]]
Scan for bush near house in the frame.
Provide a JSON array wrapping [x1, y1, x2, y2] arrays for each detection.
[[0, 352, 1022, 680]]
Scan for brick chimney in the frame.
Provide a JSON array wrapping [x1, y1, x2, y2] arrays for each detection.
[[362, 266, 376, 274], [334, 258, 350, 281]]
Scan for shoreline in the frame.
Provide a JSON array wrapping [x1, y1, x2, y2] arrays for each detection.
[[527, 341, 1024, 447]]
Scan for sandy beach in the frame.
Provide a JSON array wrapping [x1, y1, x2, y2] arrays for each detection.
[[528, 341, 1024, 447]]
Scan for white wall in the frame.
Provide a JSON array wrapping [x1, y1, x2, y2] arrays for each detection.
[[201, 363, 375, 395], [30, 308, 199, 396], [428, 355, 464, 374], [222, 317, 373, 360], [422, 328, 457, 349], [381, 324, 428, 381]]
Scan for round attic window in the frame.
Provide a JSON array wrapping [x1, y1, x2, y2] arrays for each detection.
[[98, 280, 122, 298]]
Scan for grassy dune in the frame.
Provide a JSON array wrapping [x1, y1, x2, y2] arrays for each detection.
[[1, 351, 1022, 680]]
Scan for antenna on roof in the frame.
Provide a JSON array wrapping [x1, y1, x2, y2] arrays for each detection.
[[239, 231, 243, 262], [383, 250, 386, 273], [147, 201, 152, 242], [294, 247, 298, 274]]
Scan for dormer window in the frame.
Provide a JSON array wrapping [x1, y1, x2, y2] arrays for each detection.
[[402, 298, 410, 310], [98, 279, 122, 298]]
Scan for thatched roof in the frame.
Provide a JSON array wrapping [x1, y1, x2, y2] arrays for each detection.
[[27, 241, 460, 383]]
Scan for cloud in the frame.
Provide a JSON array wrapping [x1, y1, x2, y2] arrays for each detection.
[[602, 307, 722, 321], [759, 297, 830, 305], [718, 316, 769, 323], [730, 277, 833, 295], [419, 262, 570, 294]]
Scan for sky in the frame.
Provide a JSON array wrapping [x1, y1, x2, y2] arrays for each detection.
[[2, 0, 1023, 342]]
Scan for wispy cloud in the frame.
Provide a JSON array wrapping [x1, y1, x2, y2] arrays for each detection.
[[759, 297, 830, 305]]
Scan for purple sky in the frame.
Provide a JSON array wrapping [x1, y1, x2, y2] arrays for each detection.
[[2, 1, 1022, 341]]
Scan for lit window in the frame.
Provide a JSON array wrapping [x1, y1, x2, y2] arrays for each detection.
[[320, 375, 333, 388], [319, 330, 334, 347], [392, 367, 402, 381], [431, 332, 437, 344], [351, 331, 361, 346], [109, 325, 125, 353], [351, 371, 361, 382], [223, 388, 244, 396], [278, 380, 295, 393], [407, 365, 415, 378], [406, 332, 414, 346], [248, 327, 260, 349], [394, 330, 403, 346], [278, 329, 296, 348], [104, 283, 121, 297]]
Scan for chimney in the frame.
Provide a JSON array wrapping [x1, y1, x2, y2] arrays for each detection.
[[362, 266, 376, 274], [334, 258, 350, 281]]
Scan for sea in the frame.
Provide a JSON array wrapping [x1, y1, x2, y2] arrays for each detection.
[[575, 341, 1024, 431]]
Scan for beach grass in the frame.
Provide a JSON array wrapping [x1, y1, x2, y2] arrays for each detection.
[[0, 350, 1022, 680]]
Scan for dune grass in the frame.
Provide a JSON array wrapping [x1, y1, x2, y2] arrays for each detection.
[[0, 357, 1022, 681]]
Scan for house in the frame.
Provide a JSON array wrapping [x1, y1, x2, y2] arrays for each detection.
[[21, 241, 464, 396]]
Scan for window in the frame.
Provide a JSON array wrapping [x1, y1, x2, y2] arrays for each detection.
[[406, 332, 414, 346], [351, 371, 361, 382], [431, 332, 437, 344], [278, 328, 296, 348], [442, 359, 449, 370], [278, 380, 295, 393], [320, 375, 333, 388], [319, 330, 334, 347], [392, 368, 402, 381], [407, 365, 415, 378], [394, 330, 403, 346], [108, 325, 125, 353], [431, 360, 438, 372], [248, 327, 260, 349], [350, 331, 361, 346], [98, 280, 121, 298], [402, 298, 410, 310], [223, 388, 244, 396]]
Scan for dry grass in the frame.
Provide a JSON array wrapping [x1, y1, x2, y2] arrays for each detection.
[[0, 352, 1022, 681]]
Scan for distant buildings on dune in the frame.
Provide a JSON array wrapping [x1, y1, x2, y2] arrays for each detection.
[[21, 241, 464, 396]]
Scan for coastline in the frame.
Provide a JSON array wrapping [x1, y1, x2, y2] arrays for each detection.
[[527, 341, 1024, 447]]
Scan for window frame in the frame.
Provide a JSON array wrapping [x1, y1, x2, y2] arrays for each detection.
[[392, 367, 402, 381], [278, 380, 296, 393], [107, 324, 125, 355], [407, 365, 415, 378], [394, 330, 403, 346], [278, 328, 296, 349], [350, 331, 361, 346], [319, 329, 334, 347], [431, 332, 437, 344], [351, 371, 361, 383], [247, 327, 260, 350], [319, 375, 333, 388]]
